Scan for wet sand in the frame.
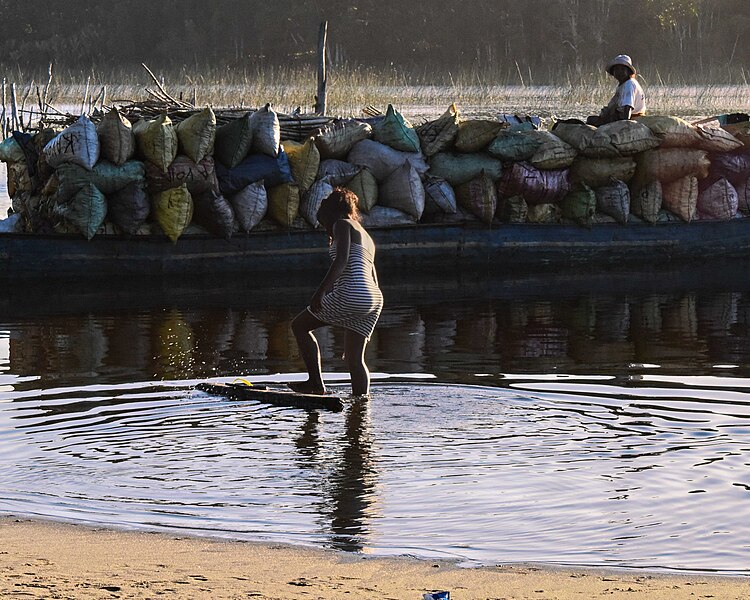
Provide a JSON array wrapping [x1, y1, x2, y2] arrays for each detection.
[[1, 518, 748, 599]]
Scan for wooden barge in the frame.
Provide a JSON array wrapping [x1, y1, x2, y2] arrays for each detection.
[[2, 219, 750, 281]]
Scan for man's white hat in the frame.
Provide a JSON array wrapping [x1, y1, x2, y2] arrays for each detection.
[[606, 54, 636, 75]]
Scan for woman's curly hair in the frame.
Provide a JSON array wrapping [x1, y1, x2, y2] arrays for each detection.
[[317, 187, 361, 225]]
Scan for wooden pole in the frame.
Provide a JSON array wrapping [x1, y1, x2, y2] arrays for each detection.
[[314, 21, 328, 116], [1, 78, 6, 139], [10, 83, 18, 132]]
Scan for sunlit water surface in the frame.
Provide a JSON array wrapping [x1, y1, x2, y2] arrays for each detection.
[[2, 276, 750, 573]]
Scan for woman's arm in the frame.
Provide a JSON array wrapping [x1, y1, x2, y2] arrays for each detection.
[[310, 220, 351, 311]]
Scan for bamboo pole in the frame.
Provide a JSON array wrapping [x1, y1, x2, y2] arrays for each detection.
[[1, 78, 6, 139], [81, 75, 91, 115], [10, 83, 18, 132], [19, 82, 33, 131], [41, 63, 53, 121], [314, 21, 328, 116]]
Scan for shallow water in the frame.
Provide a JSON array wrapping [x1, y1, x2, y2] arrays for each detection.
[[2, 273, 750, 572]]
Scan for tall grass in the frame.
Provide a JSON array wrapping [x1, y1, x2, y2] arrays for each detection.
[[4, 63, 750, 121]]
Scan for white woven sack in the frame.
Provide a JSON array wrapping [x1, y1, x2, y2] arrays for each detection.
[[44, 115, 100, 170]]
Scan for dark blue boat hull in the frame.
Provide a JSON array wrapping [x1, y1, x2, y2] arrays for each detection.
[[2, 220, 750, 280]]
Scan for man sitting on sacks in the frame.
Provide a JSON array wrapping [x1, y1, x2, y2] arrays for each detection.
[[586, 54, 646, 126]]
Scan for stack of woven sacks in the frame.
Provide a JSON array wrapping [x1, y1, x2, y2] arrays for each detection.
[[1, 102, 748, 240]]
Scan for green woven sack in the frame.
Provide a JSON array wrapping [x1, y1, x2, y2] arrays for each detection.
[[373, 104, 421, 153], [154, 184, 193, 242], [57, 160, 145, 199], [561, 183, 596, 227], [134, 113, 178, 173], [214, 113, 253, 168], [346, 167, 378, 212], [177, 107, 216, 163], [284, 137, 321, 192], [62, 182, 107, 240], [267, 182, 301, 226], [428, 152, 503, 187]]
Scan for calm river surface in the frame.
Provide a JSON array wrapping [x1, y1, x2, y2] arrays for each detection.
[[2, 267, 750, 573]]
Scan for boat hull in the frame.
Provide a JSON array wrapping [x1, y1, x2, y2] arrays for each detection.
[[2, 220, 750, 280]]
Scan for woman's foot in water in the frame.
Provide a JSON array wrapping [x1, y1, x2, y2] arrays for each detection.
[[288, 380, 326, 395]]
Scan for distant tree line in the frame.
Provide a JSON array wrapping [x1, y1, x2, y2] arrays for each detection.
[[2, 0, 749, 82]]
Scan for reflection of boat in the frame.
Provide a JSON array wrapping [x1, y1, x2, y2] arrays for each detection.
[[4, 217, 750, 280]]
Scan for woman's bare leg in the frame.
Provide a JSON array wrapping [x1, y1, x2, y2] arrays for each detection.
[[344, 330, 370, 396], [290, 310, 327, 394]]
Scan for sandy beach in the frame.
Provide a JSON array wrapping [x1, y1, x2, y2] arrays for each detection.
[[0, 518, 747, 599]]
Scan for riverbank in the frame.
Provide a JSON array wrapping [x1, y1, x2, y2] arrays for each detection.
[[1, 518, 748, 599]]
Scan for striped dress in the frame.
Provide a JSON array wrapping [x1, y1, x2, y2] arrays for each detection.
[[309, 241, 383, 340]]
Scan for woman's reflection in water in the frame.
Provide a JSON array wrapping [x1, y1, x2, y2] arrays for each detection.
[[294, 397, 376, 552]]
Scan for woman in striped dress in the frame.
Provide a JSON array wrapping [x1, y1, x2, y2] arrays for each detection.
[[290, 188, 383, 397]]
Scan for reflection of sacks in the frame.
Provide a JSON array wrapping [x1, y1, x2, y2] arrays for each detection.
[[193, 189, 235, 239], [96, 107, 136, 165], [230, 181, 268, 232], [249, 104, 281, 157], [634, 148, 710, 184], [57, 160, 145, 199], [561, 184, 596, 227], [454, 119, 503, 153], [283, 137, 320, 191], [595, 179, 630, 224], [108, 181, 150, 235], [497, 195, 528, 223], [416, 103, 460, 156], [176, 107, 216, 163], [348, 139, 428, 181], [153, 184, 193, 242], [630, 180, 662, 224], [316, 119, 372, 159], [662, 294, 698, 341], [346, 167, 378, 212], [318, 158, 360, 185], [154, 311, 194, 380], [232, 314, 269, 360], [43, 115, 100, 170], [455, 171, 497, 224], [378, 161, 425, 220], [635, 115, 702, 147], [133, 113, 178, 173], [697, 178, 738, 221], [497, 161, 569, 205], [299, 177, 332, 227], [267, 182, 301, 226], [61, 182, 107, 240], [373, 104, 420, 152], [662, 176, 698, 222], [423, 176, 457, 215], [215, 149, 292, 195], [570, 156, 636, 188], [428, 152, 502, 187], [360, 205, 415, 228], [146, 155, 218, 196], [214, 113, 253, 168]]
